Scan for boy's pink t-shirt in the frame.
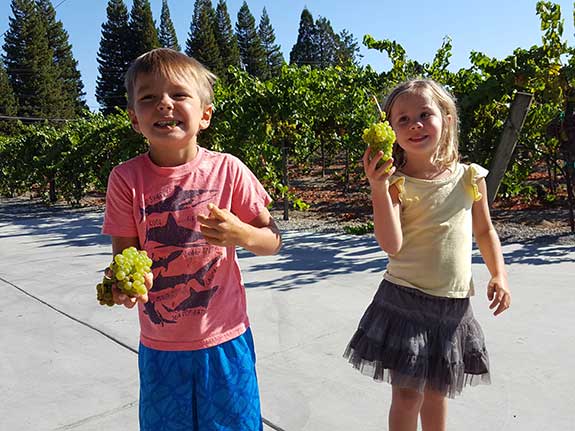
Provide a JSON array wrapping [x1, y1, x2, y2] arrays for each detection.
[[102, 147, 272, 351]]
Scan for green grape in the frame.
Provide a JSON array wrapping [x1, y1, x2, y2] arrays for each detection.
[[362, 110, 396, 171], [95, 247, 153, 306]]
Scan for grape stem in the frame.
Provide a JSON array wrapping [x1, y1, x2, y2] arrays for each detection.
[[371, 95, 385, 120]]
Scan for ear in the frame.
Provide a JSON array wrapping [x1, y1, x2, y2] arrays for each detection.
[[199, 104, 213, 130], [128, 108, 142, 134]]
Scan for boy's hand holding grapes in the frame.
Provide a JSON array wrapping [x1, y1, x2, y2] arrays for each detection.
[[96, 247, 154, 308]]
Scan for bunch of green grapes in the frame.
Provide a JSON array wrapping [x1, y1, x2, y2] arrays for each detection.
[[362, 110, 396, 171], [96, 247, 153, 306]]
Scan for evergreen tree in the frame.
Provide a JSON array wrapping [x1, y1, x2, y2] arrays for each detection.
[[314, 17, 339, 69], [186, 0, 224, 75], [128, 0, 160, 61], [0, 61, 18, 135], [0, 61, 17, 116], [215, 0, 240, 71], [289, 8, 317, 67], [257, 7, 284, 80], [158, 0, 180, 51], [336, 29, 362, 66], [2, 0, 64, 119], [95, 0, 132, 114], [235, 1, 266, 77], [36, 0, 86, 116]]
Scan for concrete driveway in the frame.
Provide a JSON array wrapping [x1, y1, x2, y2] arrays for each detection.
[[1, 198, 573, 430]]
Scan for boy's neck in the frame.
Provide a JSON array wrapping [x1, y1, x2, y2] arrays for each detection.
[[148, 144, 200, 167]]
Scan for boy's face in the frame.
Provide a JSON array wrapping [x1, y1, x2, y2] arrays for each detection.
[[128, 72, 212, 154]]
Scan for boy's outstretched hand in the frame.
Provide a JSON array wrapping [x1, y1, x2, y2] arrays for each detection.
[[487, 275, 511, 316], [108, 267, 153, 308], [198, 203, 247, 248]]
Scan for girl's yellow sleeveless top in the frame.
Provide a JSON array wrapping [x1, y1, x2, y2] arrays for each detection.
[[383, 163, 488, 298]]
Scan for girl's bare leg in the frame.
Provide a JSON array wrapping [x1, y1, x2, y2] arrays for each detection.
[[389, 386, 423, 431], [420, 388, 447, 431]]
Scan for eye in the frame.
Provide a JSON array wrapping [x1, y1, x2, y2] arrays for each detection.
[[172, 93, 190, 100], [139, 94, 154, 101], [397, 115, 409, 124], [420, 111, 431, 119]]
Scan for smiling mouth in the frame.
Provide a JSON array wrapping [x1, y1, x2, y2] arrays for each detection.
[[410, 136, 427, 142], [155, 120, 181, 128]]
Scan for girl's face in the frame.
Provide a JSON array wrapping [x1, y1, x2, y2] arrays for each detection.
[[389, 90, 447, 160]]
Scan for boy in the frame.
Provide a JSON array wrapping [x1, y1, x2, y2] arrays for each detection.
[[102, 48, 281, 431]]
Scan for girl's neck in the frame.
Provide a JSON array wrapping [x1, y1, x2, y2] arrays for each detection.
[[400, 159, 453, 180]]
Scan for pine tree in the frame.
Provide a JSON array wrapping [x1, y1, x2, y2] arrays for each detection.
[[95, 0, 132, 114], [2, 0, 64, 119], [0, 61, 18, 134], [186, 0, 223, 75], [158, 0, 180, 51], [289, 8, 317, 67], [336, 29, 361, 67], [128, 0, 160, 61], [257, 7, 284, 80], [215, 0, 240, 72], [36, 0, 86, 116], [235, 1, 266, 77], [0, 61, 17, 116], [314, 17, 339, 69]]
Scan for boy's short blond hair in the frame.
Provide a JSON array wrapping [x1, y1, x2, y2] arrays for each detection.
[[124, 48, 217, 109]]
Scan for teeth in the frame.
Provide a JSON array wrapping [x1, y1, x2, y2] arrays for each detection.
[[157, 120, 178, 127]]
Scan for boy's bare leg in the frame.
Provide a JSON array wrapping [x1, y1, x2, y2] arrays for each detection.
[[420, 388, 447, 431], [389, 386, 423, 431]]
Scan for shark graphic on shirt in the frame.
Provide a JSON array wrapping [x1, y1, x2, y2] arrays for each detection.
[[140, 186, 218, 222], [162, 286, 219, 312], [143, 301, 177, 326], [150, 256, 221, 292], [146, 213, 206, 248], [151, 250, 183, 272]]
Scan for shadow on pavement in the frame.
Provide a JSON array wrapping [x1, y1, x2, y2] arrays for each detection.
[[472, 240, 575, 266], [239, 232, 387, 291], [0, 197, 109, 248]]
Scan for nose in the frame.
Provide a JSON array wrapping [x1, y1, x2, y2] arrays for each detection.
[[409, 119, 423, 129], [157, 94, 174, 111]]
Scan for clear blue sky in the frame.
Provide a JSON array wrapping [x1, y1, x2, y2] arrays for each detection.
[[1, 0, 574, 112]]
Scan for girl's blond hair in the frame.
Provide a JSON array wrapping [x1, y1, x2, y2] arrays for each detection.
[[383, 79, 459, 170], [124, 48, 217, 109]]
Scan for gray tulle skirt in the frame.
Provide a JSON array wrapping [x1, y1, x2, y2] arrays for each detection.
[[343, 279, 491, 399]]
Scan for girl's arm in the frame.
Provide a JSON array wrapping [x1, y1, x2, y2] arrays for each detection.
[[472, 178, 511, 316], [198, 204, 282, 256], [364, 148, 402, 255]]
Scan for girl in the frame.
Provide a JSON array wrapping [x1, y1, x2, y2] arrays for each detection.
[[343, 79, 511, 431]]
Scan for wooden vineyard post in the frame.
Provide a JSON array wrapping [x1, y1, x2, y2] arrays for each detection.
[[486, 92, 533, 207], [282, 138, 289, 221]]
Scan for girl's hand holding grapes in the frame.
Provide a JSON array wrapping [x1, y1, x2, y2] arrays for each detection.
[[363, 147, 396, 192]]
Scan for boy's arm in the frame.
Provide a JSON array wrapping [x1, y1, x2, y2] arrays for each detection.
[[472, 178, 510, 316], [110, 236, 152, 307], [198, 204, 282, 256]]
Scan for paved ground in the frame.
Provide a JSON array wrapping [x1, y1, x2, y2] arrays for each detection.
[[1, 198, 574, 431]]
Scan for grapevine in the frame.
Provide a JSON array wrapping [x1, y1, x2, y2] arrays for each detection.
[[96, 247, 153, 306]]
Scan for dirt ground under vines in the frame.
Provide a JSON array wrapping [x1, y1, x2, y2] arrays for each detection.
[[269, 165, 575, 245]]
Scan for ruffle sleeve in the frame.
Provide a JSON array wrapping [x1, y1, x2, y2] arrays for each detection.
[[389, 176, 406, 203], [466, 163, 489, 202]]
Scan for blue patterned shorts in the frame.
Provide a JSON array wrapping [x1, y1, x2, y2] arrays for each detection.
[[138, 328, 263, 431]]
